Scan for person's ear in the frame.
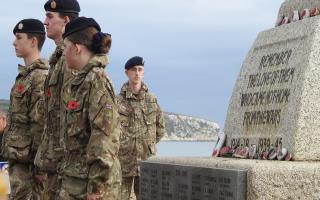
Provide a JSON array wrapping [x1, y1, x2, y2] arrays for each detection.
[[31, 37, 37, 48], [63, 16, 71, 25], [74, 44, 82, 55]]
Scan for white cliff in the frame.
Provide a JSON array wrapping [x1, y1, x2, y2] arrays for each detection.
[[163, 112, 219, 141]]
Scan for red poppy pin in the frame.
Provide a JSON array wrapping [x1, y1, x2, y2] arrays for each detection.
[[16, 83, 25, 93], [47, 88, 51, 98], [67, 100, 80, 110]]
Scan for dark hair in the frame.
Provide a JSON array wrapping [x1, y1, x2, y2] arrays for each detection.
[[27, 33, 46, 50], [59, 12, 79, 21], [66, 27, 112, 54]]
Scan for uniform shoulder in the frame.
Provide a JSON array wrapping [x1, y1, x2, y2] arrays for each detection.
[[88, 66, 106, 81], [32, 68, 48, 76], [145, 92, 158, 103], [33, 58, 49, 70], [116, 93, 124, 103], [30, 60, 48, 82], [87, 67, 117, 98]]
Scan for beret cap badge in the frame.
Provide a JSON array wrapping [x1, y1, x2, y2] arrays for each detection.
[[51, 1, 57, 9], [18, 23, 23, 30], [124, 56, 145, 69]]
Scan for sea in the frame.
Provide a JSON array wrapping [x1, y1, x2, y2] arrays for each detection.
[[157, 141, 216, 157]]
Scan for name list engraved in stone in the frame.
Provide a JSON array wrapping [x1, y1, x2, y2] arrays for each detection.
[[140, 162, 247, 200]]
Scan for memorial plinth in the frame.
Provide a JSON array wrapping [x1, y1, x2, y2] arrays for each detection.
[[140, 1, 320, 200], [141, 157, 320, 200], [224, 14, 320, 161]]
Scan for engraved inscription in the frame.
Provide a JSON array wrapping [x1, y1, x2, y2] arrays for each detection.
[[140, 163, 247, 200], [241, 49, 295, 128]]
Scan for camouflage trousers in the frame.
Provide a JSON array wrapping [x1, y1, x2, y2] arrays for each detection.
[[8, 162, 44, 200], [57, 160, 121, 200], [121, 176, 139, 200], [43, 172, 60, 200]]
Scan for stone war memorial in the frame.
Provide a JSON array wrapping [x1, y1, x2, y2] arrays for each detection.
[[140, 1, 320, 199]]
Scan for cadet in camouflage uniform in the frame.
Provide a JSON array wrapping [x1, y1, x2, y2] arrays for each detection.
[[1, 19, 49, 200], [58, 17, 121, 200], [117, 56, 166, 200], [34, 0, 80, 199]]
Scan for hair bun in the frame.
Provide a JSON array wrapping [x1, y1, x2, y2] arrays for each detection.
[[91, 32, 105, 54]]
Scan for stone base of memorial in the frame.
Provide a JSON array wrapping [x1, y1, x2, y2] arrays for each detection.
[[140, 157, 320, 200]]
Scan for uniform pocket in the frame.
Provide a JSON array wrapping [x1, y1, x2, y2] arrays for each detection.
[[48, 71, 60, 112], [66, 98, 85, 137], [92, 96, 118, 136], [63, 155, 89, 179], [119, 113, 130, 140], [65, 97, 88, 152], [142, 103, 157, 125], [4, 131, 32, 162], [11, 83, 31, 113], [62, 175, 87, 198]]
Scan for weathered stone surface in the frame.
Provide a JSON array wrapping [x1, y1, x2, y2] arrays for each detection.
[[145, 157, 320, 200], [224, 13, 320, 161], [276, 0, 320, 26]]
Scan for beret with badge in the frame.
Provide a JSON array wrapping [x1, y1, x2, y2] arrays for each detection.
[[13, 19, 45, 35], [44, 0, 80, 14], [125, 56, 145, 69]]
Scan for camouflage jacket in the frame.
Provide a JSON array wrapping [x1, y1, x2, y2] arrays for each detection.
[[116, 82, 165, 177], [34, 42, 72, 172], [62, 55, 121, 194], [2, 58, 49, 163]]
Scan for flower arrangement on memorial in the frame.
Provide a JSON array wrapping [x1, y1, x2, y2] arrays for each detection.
[[211, 133, 292, 161], [277, 8, 320, 26]]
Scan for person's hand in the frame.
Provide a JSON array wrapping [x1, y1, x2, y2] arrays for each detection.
[[34, 174, 47, 183], [87, 193, 103, 200]]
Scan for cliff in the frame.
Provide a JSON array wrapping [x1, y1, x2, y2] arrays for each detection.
[[0, 99, 219, 141], [163, 112, 219, 141]]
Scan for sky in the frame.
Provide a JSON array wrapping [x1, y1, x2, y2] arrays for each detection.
[[0, 0, 283, 129]]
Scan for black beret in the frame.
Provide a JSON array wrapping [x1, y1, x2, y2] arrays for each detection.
[[63, 17, 101, 39], [13, 19, 45, 35], [125, 56, 145, 69], [44, 0, 80, 14]]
